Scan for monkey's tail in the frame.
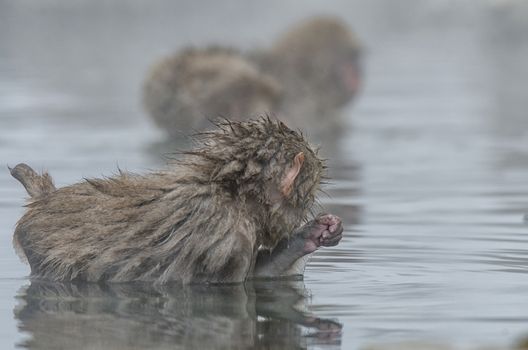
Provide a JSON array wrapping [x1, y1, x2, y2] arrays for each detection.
[[9, 163, 56, 198]]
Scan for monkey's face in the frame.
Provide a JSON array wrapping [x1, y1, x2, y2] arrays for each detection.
[[335, 49, 362, 102], [272, 16, 362, 106], [276, 144, 324, 219], [181, 118, 324, 247], [302, 45, 361, 107], [261, 140, 323, 247]]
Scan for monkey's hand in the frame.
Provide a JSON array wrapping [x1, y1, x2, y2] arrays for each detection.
[[252, 214, 343, 279], [302, 214, 343, 254]]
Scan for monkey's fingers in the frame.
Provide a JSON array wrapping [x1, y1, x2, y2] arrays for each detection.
[[316, 214, 342, 232], [321, 233, 342, 247], [321, 220, 343, 239], [300, 222, 327, 240], [328, 219, 341, 234]]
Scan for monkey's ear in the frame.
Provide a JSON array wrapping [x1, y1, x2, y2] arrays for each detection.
[[280, 152, 304, 197]]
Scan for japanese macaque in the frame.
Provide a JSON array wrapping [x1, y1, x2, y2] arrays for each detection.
[[142, 17, 361, 139], [143, 47, 282, 137], [11, 118, 343, 284], [250, 15, 362, 132]]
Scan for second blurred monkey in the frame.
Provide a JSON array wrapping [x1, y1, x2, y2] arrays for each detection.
[[251, 15, 362, 134], [142, 16, 362, 138]]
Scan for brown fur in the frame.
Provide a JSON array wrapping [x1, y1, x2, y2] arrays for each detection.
[[12, 118, 324, 284], [250, 16, 362, 131], [9, 164, 56, 199], [143, 47, 282, 137]]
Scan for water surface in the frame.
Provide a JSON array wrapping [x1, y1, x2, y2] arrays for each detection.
[[1, 1, 528, 349]]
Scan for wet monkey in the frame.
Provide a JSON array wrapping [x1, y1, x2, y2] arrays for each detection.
[[11, 118, 343, 284]]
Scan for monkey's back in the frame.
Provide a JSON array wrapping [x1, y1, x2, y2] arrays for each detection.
[[14, 171, 257, 284], [142, 47, 281, 136]]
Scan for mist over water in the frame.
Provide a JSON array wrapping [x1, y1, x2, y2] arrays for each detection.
[[1, 1, 528, 349]]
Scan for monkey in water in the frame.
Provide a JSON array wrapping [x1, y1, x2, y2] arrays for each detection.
[[250, 15, 363, 133], [143, 47, 282, 137], [11, 118, 343, 284], [143, 17, 361, 139]]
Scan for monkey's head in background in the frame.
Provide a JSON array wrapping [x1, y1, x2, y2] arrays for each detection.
[[180, 117, 325, 247], [271, 15, 362, 106]]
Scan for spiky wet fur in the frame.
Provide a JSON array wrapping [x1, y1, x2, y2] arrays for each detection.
[[13, 118, 324, 284]]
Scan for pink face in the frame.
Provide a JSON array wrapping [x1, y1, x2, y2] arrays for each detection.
[[339, 60, 362, 98]]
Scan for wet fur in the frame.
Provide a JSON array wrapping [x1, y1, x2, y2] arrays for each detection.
[[9, 164, 55, 199], [13, 119, 323, 284]]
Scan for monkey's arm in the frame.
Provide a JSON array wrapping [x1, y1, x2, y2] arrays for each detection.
[[252, 214, 342, 279]]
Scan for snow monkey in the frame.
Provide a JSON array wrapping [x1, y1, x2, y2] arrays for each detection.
[[11, 118, 343, 284]]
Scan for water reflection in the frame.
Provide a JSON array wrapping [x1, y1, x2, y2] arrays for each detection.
[[15, 280, 342, 350]]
